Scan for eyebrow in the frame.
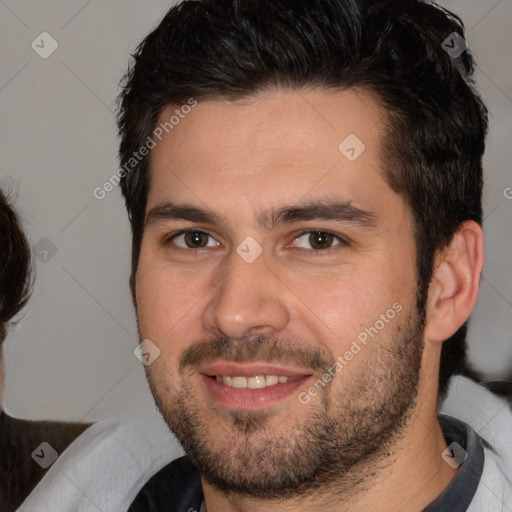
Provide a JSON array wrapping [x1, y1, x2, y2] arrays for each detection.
[[145, 200, 378, 230]]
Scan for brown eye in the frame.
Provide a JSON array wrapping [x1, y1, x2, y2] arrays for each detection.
[[170, 230, 218, 250], [292, 230, 344, 251], [308, 231, 334, 250], [183, 231, 209, 248]]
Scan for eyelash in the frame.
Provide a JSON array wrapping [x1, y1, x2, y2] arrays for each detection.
[[164, 229, 347, 254]]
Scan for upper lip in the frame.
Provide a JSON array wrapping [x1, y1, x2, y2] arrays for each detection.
[[198, 362, 313, 378]]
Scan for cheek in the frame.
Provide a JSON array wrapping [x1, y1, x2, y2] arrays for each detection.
[[287, 262, 415, 356], [135, 252, 202, 343]]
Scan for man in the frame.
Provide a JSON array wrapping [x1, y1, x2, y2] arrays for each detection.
[[116, 0, 511, 510]]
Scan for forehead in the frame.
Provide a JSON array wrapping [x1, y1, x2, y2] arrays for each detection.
[[146, 88, 402, 224]]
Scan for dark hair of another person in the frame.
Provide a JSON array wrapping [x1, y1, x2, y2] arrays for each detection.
[[116, 0, 488, 400], [0, 189, 32, 345], [0, 189, 92, 512]]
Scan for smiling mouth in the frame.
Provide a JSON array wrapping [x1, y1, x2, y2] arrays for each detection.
[[212, 374, 298, 389], [197, 362, 314, 409]]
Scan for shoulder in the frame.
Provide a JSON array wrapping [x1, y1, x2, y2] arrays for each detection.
[[17, 410, 184, 512], [441, 375, 512, 510], [467, 446, 512, 510], [441, 375, 512, 452]]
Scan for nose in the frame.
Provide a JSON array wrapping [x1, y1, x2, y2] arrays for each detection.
[[201, 249, 290, 340]]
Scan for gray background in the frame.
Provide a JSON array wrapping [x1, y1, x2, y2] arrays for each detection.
[[0, 0, 511, 421]]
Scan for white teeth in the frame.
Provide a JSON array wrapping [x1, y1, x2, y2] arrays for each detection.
[[231, 376, 247, 388], [247, 375, 266, 389], [215, 374, 288, 388], [265, 375, 279, 386]]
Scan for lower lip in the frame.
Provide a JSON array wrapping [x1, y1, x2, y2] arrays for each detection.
[[199, 374, 311, 410]]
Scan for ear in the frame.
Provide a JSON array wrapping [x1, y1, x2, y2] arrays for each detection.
[[424, 221, 484, 343]]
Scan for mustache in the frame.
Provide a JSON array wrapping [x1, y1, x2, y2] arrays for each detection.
[[179, 335, 336, 374]]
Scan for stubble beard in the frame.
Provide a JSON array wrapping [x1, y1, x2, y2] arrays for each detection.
[[145, 309, 425, 500]]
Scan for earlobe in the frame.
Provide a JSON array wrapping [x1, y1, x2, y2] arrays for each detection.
[[424, 221, 484, 343]]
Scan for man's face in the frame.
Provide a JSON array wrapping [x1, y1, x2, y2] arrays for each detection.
[[135, 88, 425, 496]]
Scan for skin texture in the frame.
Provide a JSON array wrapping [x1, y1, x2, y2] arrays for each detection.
[[134, 88, 484, 512]]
